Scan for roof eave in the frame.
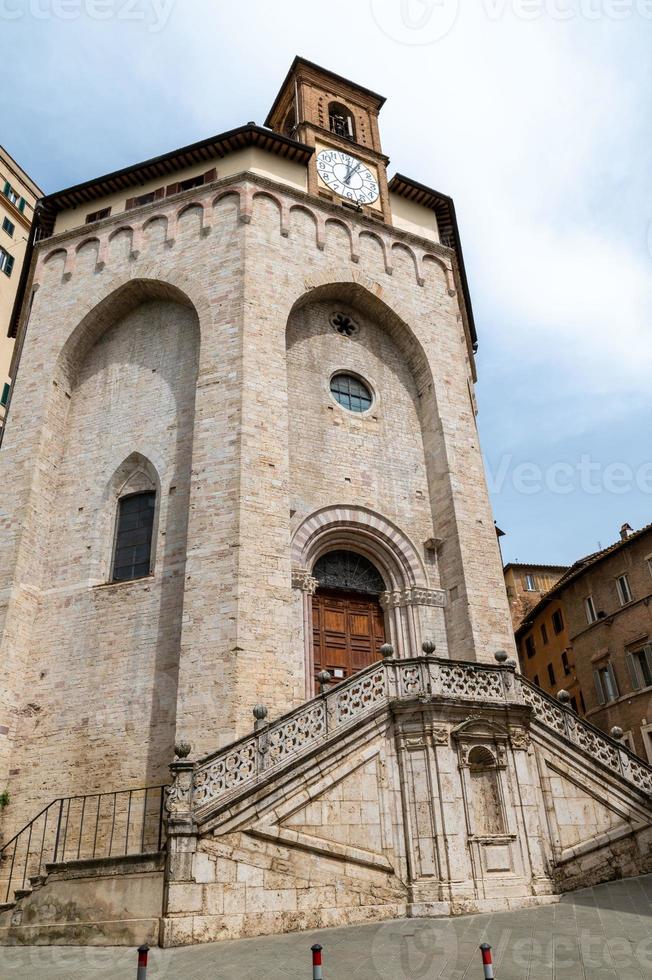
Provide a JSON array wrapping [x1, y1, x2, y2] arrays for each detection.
[[39, 124, 313, 219], [389, 173, 477, 349]]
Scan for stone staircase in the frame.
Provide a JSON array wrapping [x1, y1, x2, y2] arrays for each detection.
[[180, 650, 652, 825], [159, 649, 652, 945], [0, 785, 167, 945], [2, 650, 651, 946]]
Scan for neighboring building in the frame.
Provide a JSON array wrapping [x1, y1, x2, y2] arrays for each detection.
[[504, 562, 568, 630], [515, 586, 585, 716], [516, 523, 652, 760], [0, 60, 649, 947], [0, 146, 42, 428]]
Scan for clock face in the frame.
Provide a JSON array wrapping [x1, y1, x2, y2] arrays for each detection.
[[316, 149, 380, 205]]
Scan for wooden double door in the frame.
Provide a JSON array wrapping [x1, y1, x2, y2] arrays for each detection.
[[312, 588, 386, 685]]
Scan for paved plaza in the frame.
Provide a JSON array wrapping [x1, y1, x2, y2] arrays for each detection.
[[0, 876, 650, 979]]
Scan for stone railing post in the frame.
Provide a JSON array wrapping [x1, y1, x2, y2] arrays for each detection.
[[254, 705, 270, 772], [380, 643, 398, 699], [610, 726, 631, 777], [165, 740, 198, 882]]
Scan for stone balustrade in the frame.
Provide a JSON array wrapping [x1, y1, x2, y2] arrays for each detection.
[[173, 650, 652, 825]]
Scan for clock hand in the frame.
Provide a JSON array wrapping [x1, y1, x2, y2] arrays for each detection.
[[344, 163, 361, 185]]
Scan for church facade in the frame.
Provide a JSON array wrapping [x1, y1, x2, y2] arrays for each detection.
[[0, 59, 649, 946]]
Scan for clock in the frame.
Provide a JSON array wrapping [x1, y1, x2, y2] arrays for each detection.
[[316, 149, 380, 206]]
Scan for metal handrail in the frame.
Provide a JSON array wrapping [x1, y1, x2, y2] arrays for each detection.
[[0, 784, 167, 905]]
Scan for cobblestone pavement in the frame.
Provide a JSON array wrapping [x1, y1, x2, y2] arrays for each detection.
[[0, 876, 650, 979]]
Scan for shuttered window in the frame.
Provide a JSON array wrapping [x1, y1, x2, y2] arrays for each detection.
[[584, 595, 597, 624], [616, 574, 633, 605], [112, 492, 155, 582], [593, 663, 619, 705], [627, 646, 652, 691], [0, 247, 14, 277], [85, 207, 112, 224], [125, 187, 165, 210]]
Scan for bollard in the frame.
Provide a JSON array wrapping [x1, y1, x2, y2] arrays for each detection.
[[137, 944, 149, 980], [311, 943, 323, 979], [479, 943, 494, 979]]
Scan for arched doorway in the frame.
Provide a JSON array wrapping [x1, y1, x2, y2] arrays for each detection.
[[311, 550, 387, 686]]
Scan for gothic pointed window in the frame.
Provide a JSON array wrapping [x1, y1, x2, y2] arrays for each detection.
[[112, 491, 156, 582], [313, 550, 385, 595]]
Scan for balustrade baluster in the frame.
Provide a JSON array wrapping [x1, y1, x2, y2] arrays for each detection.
[[21, 823, 33, 890], [38, 807, 49, 881], [77, 795, 86, 860], [125, 791, 133, 855], [92, 795, 101, 859]]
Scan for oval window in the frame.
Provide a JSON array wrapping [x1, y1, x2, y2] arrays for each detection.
[[330, 373, 373, 413]]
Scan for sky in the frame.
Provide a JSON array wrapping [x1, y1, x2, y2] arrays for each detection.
[[2, 0, 651, 566]]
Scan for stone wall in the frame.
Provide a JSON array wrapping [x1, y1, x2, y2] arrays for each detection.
[[562, 531, 652, 760], [0, 171, 515, 842]]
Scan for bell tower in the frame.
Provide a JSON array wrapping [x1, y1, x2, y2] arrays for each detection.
[[265, 56, 391, 222]]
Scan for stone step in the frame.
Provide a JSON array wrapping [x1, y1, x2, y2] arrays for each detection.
[[0, 903, 15, 914], [13, 889, 32, 901]]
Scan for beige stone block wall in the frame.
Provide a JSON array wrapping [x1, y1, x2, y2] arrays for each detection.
[[0, 172, 515, 840]]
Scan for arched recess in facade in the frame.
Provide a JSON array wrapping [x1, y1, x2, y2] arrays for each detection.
[[16, 276, 207, 604], [33, 275, 203, 787], [287, 279, 435, 399], [285, 279, 448, 695], [53, 275, 207, 389]]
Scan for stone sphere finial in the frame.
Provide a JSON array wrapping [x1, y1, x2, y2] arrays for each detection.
[[610, 726, 624, 741], [317, 670, 332, 694], [380, 643, 395, 660], [253, 704, 268, 722], [422, 639, 436, 657], [557, 690, 571, 704], [506, 657, 518, 670], [494, 650, 509, 664], [174, 739, 192, 760]]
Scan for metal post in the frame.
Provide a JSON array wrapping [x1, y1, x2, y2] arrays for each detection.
[[311, 943, 323, 979], [479, 943, 494, 979], [137, 944, 149, 979]]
